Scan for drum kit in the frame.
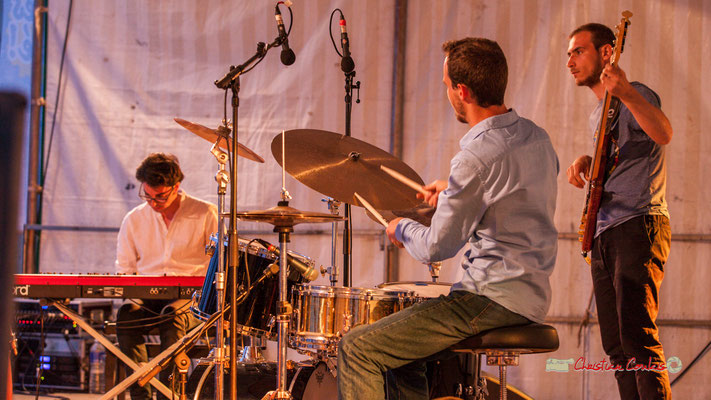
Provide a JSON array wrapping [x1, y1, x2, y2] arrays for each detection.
[[142, 9, 446, 398], [166, 117, 448, 400]]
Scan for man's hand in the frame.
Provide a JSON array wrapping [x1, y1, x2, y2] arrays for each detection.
[[416, 180, 448, 207], [567, 155, 592, 188], [386, 217, 404, 248], [600, 64, 635, 100], [600, 64, 673, 145]]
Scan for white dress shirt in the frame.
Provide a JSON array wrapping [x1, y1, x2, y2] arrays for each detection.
[[115, 191, 218, 276]]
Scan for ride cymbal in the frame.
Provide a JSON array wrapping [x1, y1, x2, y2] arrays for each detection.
[[271, 129, 424, 210]]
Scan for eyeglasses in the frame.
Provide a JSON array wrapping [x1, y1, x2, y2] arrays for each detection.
[[138, 184, 175, 204]]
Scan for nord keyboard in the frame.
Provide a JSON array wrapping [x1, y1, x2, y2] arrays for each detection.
[[13, 274, 204, 300]]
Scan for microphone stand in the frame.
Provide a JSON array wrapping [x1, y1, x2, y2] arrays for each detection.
[[214, 36, 282, 400], [342, 70, 360, 287]]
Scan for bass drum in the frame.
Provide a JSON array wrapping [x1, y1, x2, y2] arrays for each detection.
[[289, 362, 338, 400], [185, 362, 336, 400]]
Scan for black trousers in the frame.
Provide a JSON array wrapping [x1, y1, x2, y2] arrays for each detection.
[[117, 299, 193, 400], [591, 215, 671, 400]]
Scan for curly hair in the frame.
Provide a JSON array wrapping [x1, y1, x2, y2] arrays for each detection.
[[135, 153, 185, 187], [442, 37, 507, 108]]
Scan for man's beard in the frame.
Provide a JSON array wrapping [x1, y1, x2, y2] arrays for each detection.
[[577, 60, 604, 88], [453, 99, 467, 124]]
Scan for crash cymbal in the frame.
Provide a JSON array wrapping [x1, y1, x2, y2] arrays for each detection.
[[174, 118, 264, 163], [236, 204, 345, 227], [271, 130, 424, 210]]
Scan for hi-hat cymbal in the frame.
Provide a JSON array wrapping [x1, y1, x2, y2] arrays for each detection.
[[236, 204, 345, 227], [174, 118, 264, 163], [271, 130, 424, 210]]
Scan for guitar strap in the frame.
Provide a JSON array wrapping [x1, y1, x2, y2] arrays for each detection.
[[604, 97, 622, 177]]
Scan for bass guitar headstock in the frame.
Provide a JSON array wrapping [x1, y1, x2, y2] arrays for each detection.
[[610, 10, 633, 66]]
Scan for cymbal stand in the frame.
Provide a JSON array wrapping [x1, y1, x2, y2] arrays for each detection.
[[210, 139, 230, 400], [322, 197, 341, 286], [215, 33, 283, 400], [262, 221, 294, 400], [261, 133, 294, 400]]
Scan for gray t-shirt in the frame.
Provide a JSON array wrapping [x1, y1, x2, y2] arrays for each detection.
[[588, 81, 669, 236]]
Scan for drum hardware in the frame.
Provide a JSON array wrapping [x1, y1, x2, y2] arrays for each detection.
[[206, 131, 231, 400], [236, 132, 345, 399], [321, 197, 342, 287], [428, 262, 442, 283], [238, 335, 266, 364], [167, 350, 191, 400]]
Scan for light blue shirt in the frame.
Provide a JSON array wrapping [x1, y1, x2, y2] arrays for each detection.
[[395, 110, 559, 323]]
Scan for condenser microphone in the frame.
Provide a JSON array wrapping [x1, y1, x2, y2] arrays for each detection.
[[275, 3, 296, 65], [257, 239, 318, 282], [339, 13, 354, 73]]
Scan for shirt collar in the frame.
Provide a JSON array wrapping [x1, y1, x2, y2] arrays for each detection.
[[459, 109, 519, 149]]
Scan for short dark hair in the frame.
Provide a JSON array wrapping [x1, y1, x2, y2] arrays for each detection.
[[135, 153, 184, 187], [442, 37, 507, 108], [569, 23, 615, 49]]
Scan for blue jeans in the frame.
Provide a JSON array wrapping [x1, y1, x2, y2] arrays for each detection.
[[337, 290, 530, 400]]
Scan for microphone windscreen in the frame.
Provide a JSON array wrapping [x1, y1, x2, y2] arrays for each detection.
[[341, 56, 355, 73], [281, 49, 296, 66]]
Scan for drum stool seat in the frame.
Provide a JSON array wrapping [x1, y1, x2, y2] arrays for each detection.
[[449, 323, 559, 400]]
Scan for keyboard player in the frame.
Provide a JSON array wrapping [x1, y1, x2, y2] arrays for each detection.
[[115, 153, 217, 400]]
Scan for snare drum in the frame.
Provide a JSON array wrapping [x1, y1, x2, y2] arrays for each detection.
[[193, 237, 312, 339], [378, 281, 452, 301], [290, 285, 416, 354]]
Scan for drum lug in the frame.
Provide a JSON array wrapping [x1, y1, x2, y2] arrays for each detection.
[[325, 357, 338, 378], [341, 312, 353, 333], [291, 307, 300, 327]]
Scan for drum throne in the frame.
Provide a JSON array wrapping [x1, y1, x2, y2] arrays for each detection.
[[449, 323, 559, 400]]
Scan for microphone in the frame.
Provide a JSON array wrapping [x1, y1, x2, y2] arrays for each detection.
[[275, 3, 296, 66], [339, 13, 354, 73], [256, 239, 318, 282]]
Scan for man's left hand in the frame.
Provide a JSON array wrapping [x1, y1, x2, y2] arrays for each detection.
[[386, 217, 404, 248], [600, 64, 634, 100]]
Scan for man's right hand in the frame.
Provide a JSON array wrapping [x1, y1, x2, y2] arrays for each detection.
[[566, 155, 592, 188], [417, 180, 448, 207]]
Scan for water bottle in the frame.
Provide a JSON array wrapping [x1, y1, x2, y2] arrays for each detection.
[[88, 340, 106, 393]]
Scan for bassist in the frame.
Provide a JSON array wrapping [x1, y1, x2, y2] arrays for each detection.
[[566, 21, 673, 399]]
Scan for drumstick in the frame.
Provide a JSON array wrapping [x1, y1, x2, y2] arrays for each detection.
[[380, 165, 428, 195], [354, 192, 388, 228]]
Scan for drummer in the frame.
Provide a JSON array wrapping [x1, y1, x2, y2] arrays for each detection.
[[337, 38, 559, 399], [115, 153, 218, 400]]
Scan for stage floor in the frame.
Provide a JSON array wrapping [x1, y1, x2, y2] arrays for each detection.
[[12, 393, 102, 400]]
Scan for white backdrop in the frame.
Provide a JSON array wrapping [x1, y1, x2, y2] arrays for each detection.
[[38, 1, 711, 398]]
